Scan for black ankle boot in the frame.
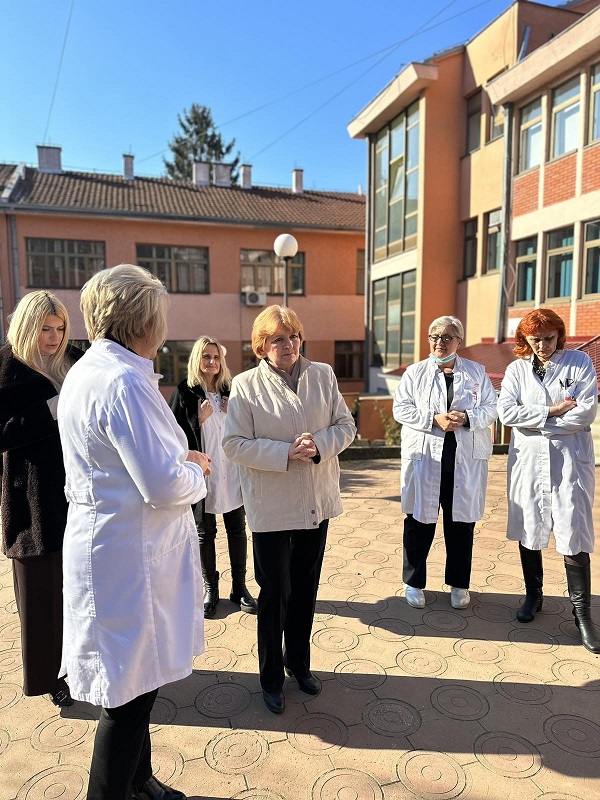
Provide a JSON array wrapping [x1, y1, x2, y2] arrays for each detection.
[[230, 583, 257, 614], [517, 543, 544, 623], [565, 562, 600, 654], [199, 536, 219, 618], [203, 572, 220, 618]]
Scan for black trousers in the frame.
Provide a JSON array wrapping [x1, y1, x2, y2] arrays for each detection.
[[252, 521, 328, 692], [12, 552, 64, 696], [201, 505, 246, 543], [86, 688, 158, 800], [403, 470, 474, 590]]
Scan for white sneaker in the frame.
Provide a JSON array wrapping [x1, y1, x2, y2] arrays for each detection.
[[405, 585, 425, 608], [450, 587, 470, 609]]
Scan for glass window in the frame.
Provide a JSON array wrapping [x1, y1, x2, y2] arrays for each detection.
[[334, 341, 364, 380], [489, 103, 504, 142], [519, 98, 542, 171], [584, 219, 600, 295], [546, 226, 574, 299], [515, 237, 537, 303], [486, 211, 501, 272], [552, 77, 580, 158], [590, 64, 600, 143], [27, 238, 105, 288], [137, 244, 209, 293], [371, 270, 416, 368], [241, 341, 259, 371], [463, 220, 477, 278], [240, 250, 305, 295], [466, 91, 482, 153], [372, 102, 419, 260], [356, 249, 365, 295], [154, 341, 194, 385]]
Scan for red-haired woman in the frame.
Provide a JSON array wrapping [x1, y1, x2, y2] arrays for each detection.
[[498, 308, 599, 652]]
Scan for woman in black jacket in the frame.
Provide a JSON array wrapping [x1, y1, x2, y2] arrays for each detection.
[[0, 291, 83, 705], [170, 336, 256, 618]]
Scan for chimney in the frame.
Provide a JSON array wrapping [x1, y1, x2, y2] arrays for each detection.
[[37, 145, 62, 174], [292, 168, 303, 194], [193, 161, 210, 186], [213, 163, 232, 187], [240, 163, 252, 189], [123, 154, 134, 180]]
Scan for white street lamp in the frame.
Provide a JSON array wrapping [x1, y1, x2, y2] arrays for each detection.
[[274, 233, 298, 308]]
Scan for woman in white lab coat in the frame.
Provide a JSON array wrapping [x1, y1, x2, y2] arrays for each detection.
[[58, 265, 211, 800], [393, 316, 497, 610], [498, 308, 599, 653]]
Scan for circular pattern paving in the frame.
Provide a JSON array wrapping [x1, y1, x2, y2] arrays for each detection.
[[397, 648, 447, 677], [32, 715, 95, 752], [486, 574, 523, 592], [472, 602, 515, 624], [347, 594, 388, 613], [290, 713, 348, 753], [150, 696, 177, 726], [5, 600, 17, 615], [338, 536, 370, 549], [362, 699, 421, 737], [431, 685, 489, 720], [312, 768, 383, 800], [471, 557, 495, 571], [369, 618, 415, 642], [327, 573, 365, 590], [0, 682, 22, 709], [558, 619, 579, 639], [477, 536, 506, 550], [195, 647, 237, 671], [314, 601, 336, 619], [533, 794, 580, 800], [0, 728, 9, 756], [552, 659, 600, 689], [322, 556, 347, 570], [238, 611, 259, 631], [206, 730, 269, 774], [494, 673, 553, 705], [152, 745, 184, 784], [373, 567, 403, 584], [195, 683, 251, 718], [355, 550, 388, 565], [474, 731, 541, 778], [423, 611, 468, 633], [16, 765, 89, 800], [312, 628, 359, 652], [397, 751, 467, 799], [335, 660, 386, 690], [376, 531, 403, 544], [233, 791, 286, 800], [543, 715, 600, 757], [454, 639, 505, 664], [0, 620, 21, 642], [203, 619, 226, 640], [359, 519, 390, 532], [497, 551, 521, 566], [509, 628, 558, 652], [0, 647, 22, 673]]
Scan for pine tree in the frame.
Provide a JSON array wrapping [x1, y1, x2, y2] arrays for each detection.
[[164, 104, 240, 182]]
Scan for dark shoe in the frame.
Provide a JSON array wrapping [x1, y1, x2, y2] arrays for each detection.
[[230, 584, 257, 614], [262, 690, 285, 714], [50, 677, 74, 707], [132, 775, 186, 800], [203, 571, 220, 619], [566, 562, 600, 654], [517, 590, 543, 623], [284, 668, 322, 696]]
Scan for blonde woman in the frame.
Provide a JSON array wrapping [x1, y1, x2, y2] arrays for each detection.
[[170, 337, 256, 618], [0, 291, 82, 706], [58, 265, 210, 800]]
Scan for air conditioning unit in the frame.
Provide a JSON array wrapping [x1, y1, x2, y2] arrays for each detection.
[[243, 290, 267, 307]]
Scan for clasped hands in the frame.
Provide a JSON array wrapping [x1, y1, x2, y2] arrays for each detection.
[[433, 411, 467, 432], [288, 432, 318, 462], [186, 450, 212, 476]]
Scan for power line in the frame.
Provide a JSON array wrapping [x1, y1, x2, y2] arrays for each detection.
[[42, 0, 77, 145]]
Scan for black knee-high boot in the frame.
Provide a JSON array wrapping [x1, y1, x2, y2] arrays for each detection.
[[227, 530, 257, 614], [517, 543, 543, 623], [565, 562, 600, 654], [199, 537, 219, 618]]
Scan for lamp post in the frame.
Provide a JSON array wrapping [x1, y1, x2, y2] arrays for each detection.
[[273, 233, 298, 308]]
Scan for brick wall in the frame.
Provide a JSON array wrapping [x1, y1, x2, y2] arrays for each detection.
[[582, 143, 600, 194], [575, 299, 600, 336], [513, 169, 539, 216], [543, 154, 576, 207]]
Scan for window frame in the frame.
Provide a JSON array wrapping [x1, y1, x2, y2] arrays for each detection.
[[356, 249, 365, 296], [136, 244, 210, 294], [466, 90, 482, 153], [26, 237, 106, 289], [519, 97, 543, 172], [463, 219, 478, 279], [485, 210, 502, 273], [154, 340, 195, 385], [584, 219, 600, 296], [334, 341, 365, 381], [589, 63, 600, 144], [514, 237, 537, 303], [371, 270, 416, 368], [546, 226, 574, 300], [551, 76, 580, 159], [240, 249, 305, 296]]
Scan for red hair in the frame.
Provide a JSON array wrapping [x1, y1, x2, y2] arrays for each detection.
[[513, 308, 566, 358]]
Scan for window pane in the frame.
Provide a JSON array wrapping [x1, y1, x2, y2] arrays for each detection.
[[553, 77, 579, 107], [516, 259, 536, 302], [388, 274, 400, 301], [521, 123, 542, 170], [405, 170, 418, 214], [547, 253, 572, 298], [486, 230, 501, 271], [585, 246, 600, 294], [521, 98, 542, 125], [516, 237, 537, 257], [375, 145, 389, 189], [586, 220, 600, 242], [553, 101, 580, 157], [548, 227, 574, 249], [406, 124, 419, 170], [389, 201, 404, 244], [390, 116, 405, 160], [389, 161, 404, 201], [375, 188, 388, 228]]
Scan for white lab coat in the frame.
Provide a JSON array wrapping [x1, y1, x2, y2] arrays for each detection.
[[497, 350, 597, 554], [393, 355, 498, 524], [57, 340, 207, 708]]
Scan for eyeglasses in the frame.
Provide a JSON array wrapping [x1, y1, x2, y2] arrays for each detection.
[[428, 334, 457, 343]]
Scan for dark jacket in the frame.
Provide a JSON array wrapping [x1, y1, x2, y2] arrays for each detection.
[[0, 343, 83, 558]]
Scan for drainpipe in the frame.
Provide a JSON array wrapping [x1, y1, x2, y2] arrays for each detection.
[[9, 215, 20, 310], [363, 137, 372, 393], [496, 102, 513, 343]]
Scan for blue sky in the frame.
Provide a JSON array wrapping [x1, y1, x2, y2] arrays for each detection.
[[3, 0, 564, 192]]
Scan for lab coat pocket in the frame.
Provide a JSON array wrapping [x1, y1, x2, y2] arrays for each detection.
[[472, 428, 493, 460], [402, 428, 424, 460]]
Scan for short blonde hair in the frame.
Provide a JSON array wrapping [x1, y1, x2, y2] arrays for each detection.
[[81, 264, 168, 351], [429, 315, 464, 340], [251, 305, 304, 358], [7, 291, 71, 387], [187, 336, 232, 392]]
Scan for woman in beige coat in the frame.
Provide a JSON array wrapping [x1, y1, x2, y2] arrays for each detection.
[[223, 306, 355, 714]]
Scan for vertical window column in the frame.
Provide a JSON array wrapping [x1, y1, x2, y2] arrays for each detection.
[[552, 77, 580, 158], [546, 227, 574, 299], [514, 237, 537, 303], [584, 220, 600, 295], [519, 98, 542, 171]]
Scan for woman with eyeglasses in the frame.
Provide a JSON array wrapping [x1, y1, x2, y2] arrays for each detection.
[[170, 336, 257, 618], [223, 306, 355, 714], [498, 308, 599, 653], [393, 316, 498, 610]]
